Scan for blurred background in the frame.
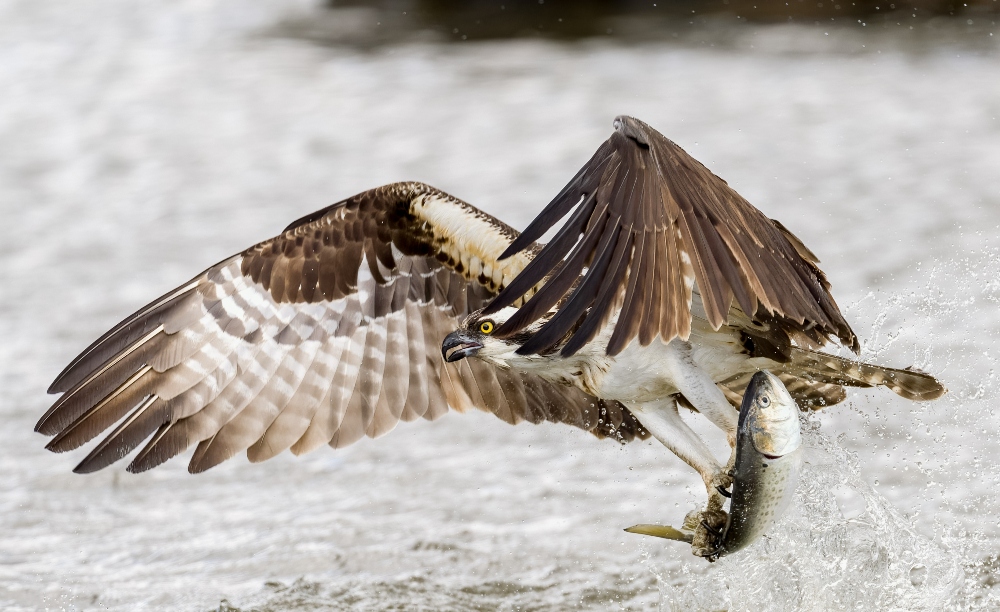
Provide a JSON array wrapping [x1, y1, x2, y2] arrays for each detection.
[[0, 0, 998, 610], [298, 0, 1000, 44]]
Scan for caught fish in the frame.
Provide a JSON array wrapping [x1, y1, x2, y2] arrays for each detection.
[[626, 370, 803, 560]]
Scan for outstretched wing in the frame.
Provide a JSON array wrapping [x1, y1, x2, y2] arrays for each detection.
[[38, 182, 647, 474], [486, 116, 859, 357]]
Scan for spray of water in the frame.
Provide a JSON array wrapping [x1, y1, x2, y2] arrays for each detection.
[[651, 421, 962, 611], [645, 251, 1000, 610]]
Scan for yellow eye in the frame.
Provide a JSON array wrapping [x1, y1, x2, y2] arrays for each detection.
[[479, 321, 494, 334]]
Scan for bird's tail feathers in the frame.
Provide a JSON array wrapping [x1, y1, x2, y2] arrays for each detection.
[[718, 371, 847, 410], [784, 348, 946, 402]]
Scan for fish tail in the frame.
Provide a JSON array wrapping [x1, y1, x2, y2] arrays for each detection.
[[624, 524, 694, 543]]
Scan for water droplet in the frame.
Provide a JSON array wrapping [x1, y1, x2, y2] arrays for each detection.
[[834, 484, 867, 520]]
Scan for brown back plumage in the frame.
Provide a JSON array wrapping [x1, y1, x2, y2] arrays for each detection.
[[39, 182, 647, 474], [486, 116, 859, 357]]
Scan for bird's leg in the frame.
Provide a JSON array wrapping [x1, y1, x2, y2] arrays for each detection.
[[658, 340, 744, 554], [662, 340, 740, 480], [626, 397, 729, 556], [661, 340, 739, 443]]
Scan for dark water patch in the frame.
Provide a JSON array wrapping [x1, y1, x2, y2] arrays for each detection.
[[271, 0, 1000, 49]]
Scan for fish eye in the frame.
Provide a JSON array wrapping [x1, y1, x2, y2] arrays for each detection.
[[479, 320, 494, 334], [759, 395, 770, 407]]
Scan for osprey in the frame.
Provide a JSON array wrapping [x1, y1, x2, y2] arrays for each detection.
[[37, 116, 944, 555]]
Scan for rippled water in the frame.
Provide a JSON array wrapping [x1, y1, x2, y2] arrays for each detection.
[[1, 1, 999, 610]]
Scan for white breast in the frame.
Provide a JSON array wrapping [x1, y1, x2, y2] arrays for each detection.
[[499, 292, 760, 404], [578, 298, 755, 404]]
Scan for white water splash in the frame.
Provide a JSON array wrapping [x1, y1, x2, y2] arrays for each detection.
[[652, 421, 963, 611], [647, 249, 1000, 610]]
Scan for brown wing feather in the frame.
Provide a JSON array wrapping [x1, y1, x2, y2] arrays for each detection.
[[40, 182, 646, 475], [488, 116, 858, 357]]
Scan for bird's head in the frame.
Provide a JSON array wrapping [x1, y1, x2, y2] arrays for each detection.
[[441, 307, 545, 369]]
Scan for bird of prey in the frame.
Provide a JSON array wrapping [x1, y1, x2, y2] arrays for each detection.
[[37, 116, 945, 555]]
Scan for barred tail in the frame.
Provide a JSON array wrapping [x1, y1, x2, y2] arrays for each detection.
[[719, 371, 847, 411], [784, 348, 947, 402], [717, 351, 946, 412]]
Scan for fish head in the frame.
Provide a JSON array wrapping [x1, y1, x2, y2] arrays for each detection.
[[741, 370, 802, 458]]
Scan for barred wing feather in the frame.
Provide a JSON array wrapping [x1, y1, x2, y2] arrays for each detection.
[[38, 182, 647, 474]]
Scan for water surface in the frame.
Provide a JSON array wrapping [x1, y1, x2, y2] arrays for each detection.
[[1, 1, 998, 609]]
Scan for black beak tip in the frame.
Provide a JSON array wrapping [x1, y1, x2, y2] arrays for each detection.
[[442, 332, 483, 363]]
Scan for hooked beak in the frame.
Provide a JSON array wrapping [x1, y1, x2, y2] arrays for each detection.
[[442, 330, 483, 363]]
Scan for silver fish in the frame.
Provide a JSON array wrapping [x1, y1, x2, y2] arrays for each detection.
[[625, 370, 803, 560]]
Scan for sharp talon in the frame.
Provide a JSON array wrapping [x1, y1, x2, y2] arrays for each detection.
[[694, 545, 722, 560], [716, 485, 732, 498], [700, 520, 723, 538]]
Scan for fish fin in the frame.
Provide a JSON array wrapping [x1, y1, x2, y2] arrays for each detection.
[[624, 524, 694, 543]]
